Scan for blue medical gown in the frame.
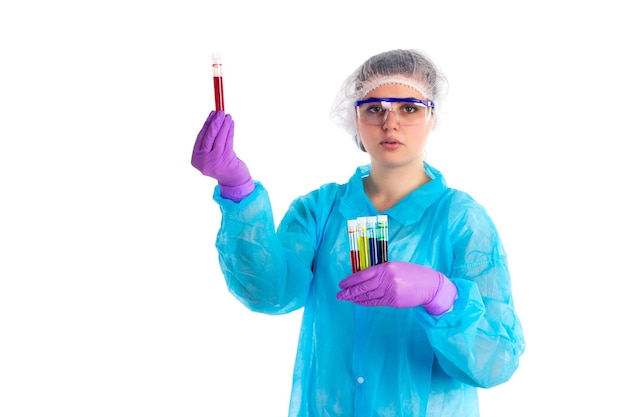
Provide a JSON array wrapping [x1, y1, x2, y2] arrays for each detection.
[[213, 163, 525, 417]]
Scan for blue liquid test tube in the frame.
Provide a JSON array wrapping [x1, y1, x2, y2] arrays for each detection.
[[377, 215, 389, 263], [367, 216, 380, 265]]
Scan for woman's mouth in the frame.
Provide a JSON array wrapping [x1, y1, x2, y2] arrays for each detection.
[[380, 138, 401, 149]]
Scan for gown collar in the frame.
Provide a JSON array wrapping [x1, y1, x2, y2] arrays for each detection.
[[339, 162, 449, 226]]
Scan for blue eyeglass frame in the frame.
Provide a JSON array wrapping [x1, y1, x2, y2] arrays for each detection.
[[354, 97, 435, 108]]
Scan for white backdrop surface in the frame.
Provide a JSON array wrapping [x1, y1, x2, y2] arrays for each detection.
[[1, 1, 624, 416]]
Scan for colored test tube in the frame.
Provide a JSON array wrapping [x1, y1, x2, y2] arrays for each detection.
[[366, 216, 380, 265], [212, 52, 224, 111], [347, 219, 361, 272], [357, 217, 370, 269], [377, 215, 389, 263]]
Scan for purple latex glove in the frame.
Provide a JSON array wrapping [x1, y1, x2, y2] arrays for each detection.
[[337, 261, 457, 315], [191, 111, 255, 202]]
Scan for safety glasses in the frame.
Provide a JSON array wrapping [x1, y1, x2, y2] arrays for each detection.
[[354, 97, 435, 126]]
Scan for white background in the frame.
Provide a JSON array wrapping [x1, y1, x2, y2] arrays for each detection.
[[1, 1, 624, 416]]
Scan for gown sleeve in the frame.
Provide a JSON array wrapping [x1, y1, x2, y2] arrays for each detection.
[[415, 195, 526, 388], [213, 182, 326, 315]]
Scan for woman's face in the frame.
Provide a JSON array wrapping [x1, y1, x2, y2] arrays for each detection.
[[356, 83, 434, 169]]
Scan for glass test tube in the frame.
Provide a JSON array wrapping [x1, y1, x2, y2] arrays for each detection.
[[347, 219, 360, 273], [357, 217, 370, 269], [212, 52, 224, 111], [366, 216, 380, 266], [376, 215, 389, 263]]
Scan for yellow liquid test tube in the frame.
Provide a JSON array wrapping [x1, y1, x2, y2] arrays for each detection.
[[357, 217, 370, 269]]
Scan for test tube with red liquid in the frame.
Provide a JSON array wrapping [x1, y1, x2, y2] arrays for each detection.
[[347, 219, 361, 273], [212, 52, 224, 111]]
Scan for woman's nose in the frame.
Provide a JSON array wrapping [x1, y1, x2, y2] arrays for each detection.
[[382, 109, 400, 129]]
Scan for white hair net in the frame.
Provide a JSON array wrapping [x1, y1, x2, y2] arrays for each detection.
[[329, 49, 449, 151]]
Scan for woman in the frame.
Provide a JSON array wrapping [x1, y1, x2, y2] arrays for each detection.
[[191, 49, 525, 417]]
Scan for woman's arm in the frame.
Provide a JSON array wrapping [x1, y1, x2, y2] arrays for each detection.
[[417, 200, 526, 388], [214, 184, 322, 315]]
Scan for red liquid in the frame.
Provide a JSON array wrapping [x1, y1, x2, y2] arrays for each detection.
[[350, 250, 361, 273], [213, 76, 224, 111]]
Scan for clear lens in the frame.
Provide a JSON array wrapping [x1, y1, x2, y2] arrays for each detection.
[[355, 99, 433, 126]]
